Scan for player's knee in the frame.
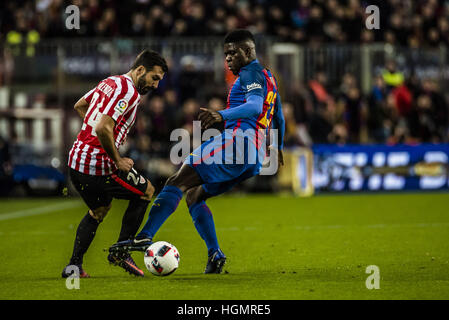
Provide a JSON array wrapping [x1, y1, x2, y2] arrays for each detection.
[[90, 205, 111, 221], [165, 173, 178, 187], [185, 189, 195, 208], [165, 165, 200, 192], [185, 187, 203, 208], [165, 172, 185, 191]]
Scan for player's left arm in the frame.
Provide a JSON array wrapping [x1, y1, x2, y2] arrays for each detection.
[[271, 92, 285, 166], [199, 95, 263, 129], [199, 69, 265, 129], [218, 69, 265, 121]]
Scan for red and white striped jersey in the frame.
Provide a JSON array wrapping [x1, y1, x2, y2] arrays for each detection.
[[68, 74, 141, 175]]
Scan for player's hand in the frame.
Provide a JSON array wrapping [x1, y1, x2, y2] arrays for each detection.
[[278, 149, 284, 167], [141, 179, 155, 201], [115, 157, 134, 172], [199, 108, 223, 129]]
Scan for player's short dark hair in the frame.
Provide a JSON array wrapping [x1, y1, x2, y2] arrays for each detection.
[[224, 29, 255, 45], [131, 49, 168, 73]]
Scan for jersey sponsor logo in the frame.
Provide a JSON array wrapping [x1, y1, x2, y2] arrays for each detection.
[[115, 99, 128, 114], [246, 82, 262, 92]]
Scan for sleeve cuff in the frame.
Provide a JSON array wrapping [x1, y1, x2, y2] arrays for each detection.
[[217, 110, 227, 121]]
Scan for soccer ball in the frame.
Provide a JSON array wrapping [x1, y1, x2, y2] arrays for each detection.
[[144, 241, 180, 276]]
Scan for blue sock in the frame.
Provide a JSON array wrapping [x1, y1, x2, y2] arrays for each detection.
[[137, 185, 183, 239], [189, 201, 219, 255]]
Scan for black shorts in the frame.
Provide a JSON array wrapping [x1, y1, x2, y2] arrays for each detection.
[[70, 168, 148, 210]]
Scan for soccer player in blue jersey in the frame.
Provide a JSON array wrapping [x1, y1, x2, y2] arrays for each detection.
[[110, 29, 285, 274]]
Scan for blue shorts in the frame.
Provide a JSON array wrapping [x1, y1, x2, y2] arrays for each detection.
[[184, 130, 265, 196]]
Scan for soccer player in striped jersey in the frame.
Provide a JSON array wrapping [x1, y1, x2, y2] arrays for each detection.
[[62, 50, 168, 278], [111, 30, 285, 274]]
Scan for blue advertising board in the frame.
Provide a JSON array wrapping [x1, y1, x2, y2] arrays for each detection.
[[310, 144, 449, 192]]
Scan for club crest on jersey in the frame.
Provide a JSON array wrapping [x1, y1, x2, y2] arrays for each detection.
[[246, 82, 262, 91], [115, 99, 128, 114]]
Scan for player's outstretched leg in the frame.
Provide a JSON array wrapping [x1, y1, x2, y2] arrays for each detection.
[[117, 165, 203, 252], [186, 186, 226, 274], [118, 199, 150, 242], [108, 199, 149, 276], [109, 198, 151, 252], [134, 184, 183, 245], [62, 208, 108, 278]]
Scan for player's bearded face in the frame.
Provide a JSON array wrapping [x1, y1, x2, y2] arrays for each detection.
[[136, 73, 153, 95]]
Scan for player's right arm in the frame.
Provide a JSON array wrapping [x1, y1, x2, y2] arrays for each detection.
[[95, 114, 134, 172]]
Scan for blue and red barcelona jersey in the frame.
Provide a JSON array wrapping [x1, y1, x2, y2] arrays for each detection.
[[225, 59, 279, 134]]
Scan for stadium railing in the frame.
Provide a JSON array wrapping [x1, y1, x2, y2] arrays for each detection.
[[4, 38, 448, 92]]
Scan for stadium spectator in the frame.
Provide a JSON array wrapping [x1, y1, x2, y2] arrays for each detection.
[[146, 95, 172, 155], [127, 133, 152, 177], [308, 71, 331, 109], [176, 98, 200, 134], [178, 56, 204, 103], [382, 60, 405, 89], [340, 85, 363, 143], [367, 76, 391, 143], [5, 9, 40, 57], [289, 82, 313, 125], [392, 81, 413, 117], [282, 102, 302, 147], [308, 102, 335, 144], [0, 47, 14, 86], [408, 93, 440, 143], [207, 7, 227, 35]]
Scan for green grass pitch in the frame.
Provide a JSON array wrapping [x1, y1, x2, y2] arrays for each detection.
[[0, 193, 448, 300]]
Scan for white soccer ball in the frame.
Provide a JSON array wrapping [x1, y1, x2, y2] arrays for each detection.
[[144, 241, 180, 276]]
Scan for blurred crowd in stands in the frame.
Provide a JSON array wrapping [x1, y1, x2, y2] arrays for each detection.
[[281, 60, 449, 147], [1, 0, 449, 47]]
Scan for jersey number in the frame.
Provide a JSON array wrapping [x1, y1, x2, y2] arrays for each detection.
[[259, 91, 277, 128], [84, 92, 104, 137], [127, 171, 139, 185]]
